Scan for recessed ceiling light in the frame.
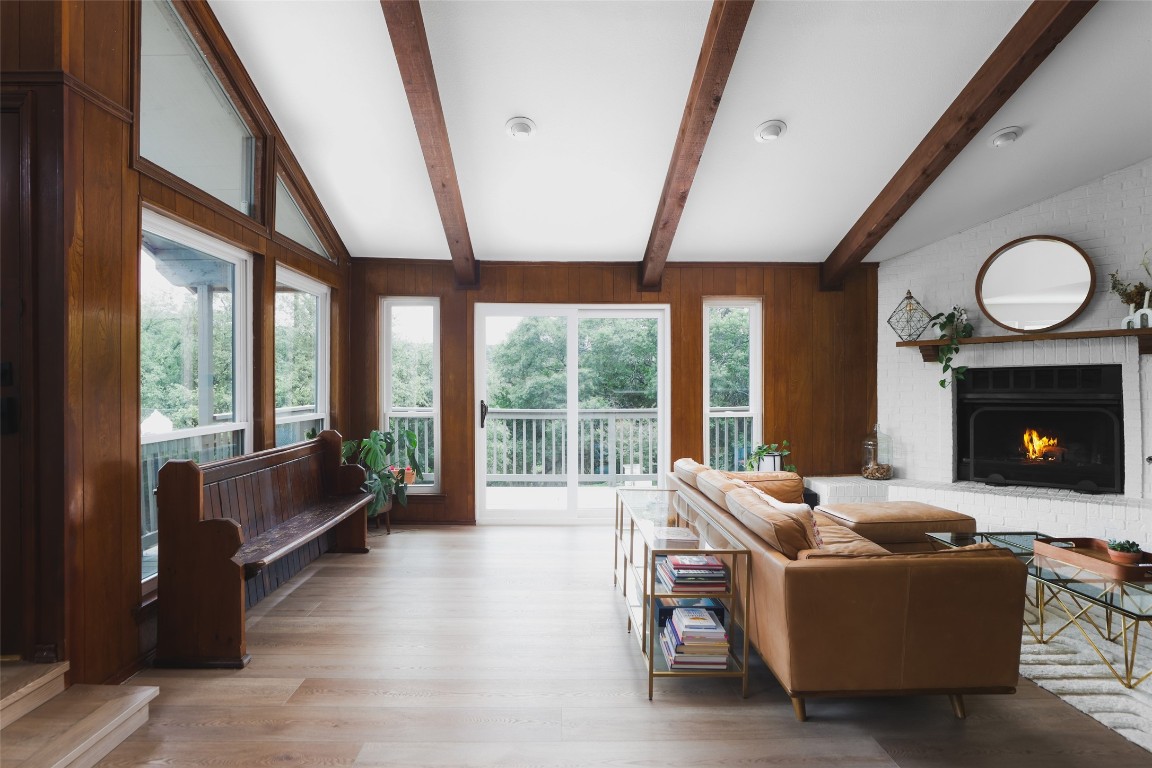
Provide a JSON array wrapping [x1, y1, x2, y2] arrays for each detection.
[[988, 126, 1023, 148], [505, 117, 536, 140], [754, 120, 787, 143]]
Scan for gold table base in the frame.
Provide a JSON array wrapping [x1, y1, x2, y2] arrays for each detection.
[[1028, 578, 1152, 690]]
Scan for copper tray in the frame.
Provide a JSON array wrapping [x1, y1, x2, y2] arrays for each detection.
[[1033, 537, 1152, 582]]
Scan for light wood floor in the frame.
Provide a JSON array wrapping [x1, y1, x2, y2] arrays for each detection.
[[105, 525, 1151, 767]]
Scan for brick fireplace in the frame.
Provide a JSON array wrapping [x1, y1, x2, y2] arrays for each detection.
[[863, 158, 1152, 544]]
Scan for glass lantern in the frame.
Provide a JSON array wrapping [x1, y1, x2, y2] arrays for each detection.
[[862, 425, 892, 480]]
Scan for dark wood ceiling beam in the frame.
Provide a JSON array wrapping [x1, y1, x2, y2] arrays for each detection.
[[638, 0, 754, 290], [819, 0, 1096, 291], [381, 0, 478, 287]]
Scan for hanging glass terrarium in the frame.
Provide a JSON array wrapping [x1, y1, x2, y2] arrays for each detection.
[[887, 290, 932, 341]]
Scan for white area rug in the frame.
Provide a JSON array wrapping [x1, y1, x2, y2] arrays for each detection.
[[1019, 606, 1152, 753]]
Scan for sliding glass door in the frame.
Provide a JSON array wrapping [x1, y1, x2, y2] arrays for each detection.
[[475, 304, 669, 523]]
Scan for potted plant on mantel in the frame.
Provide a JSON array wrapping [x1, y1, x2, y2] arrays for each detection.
[[342, 428, 424, 529], [1106, 539, 1144, 565], [746, 441, 797, 473], [929, 305, 974, 389]]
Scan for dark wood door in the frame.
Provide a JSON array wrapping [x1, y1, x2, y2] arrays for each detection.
[[1, 103, 26, 656]]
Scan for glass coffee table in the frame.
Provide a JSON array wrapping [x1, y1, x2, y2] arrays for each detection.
[[928, 531, 1152, 689]]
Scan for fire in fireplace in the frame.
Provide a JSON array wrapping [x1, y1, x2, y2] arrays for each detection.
[[956, 365, 1123, 494], [1022, 428, 1062, 461]]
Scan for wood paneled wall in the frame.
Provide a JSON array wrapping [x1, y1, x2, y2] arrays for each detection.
[[2, 0, 351, 684], [2, 0, 876, 683], [351, 261, 878, 525]]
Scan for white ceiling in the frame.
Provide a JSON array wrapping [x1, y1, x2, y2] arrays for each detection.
[[209, 0, 1152, 266]]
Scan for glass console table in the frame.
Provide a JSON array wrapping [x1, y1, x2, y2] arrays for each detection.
[[614, 488, 752, 699], [928, 531, 1152, 689]]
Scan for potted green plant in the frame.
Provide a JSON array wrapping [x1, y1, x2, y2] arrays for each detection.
[[928, 305, 974, 389], [746, 441, 796, 473], [1106, 539, 1144, 565], [342, 428, 424, 521]]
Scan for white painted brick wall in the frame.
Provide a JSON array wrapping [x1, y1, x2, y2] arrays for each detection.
[[876, 156, 1152, 542]]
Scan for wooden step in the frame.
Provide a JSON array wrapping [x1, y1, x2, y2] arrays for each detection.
[[0, 684, 158, 768], [0, 661, 69, 729]]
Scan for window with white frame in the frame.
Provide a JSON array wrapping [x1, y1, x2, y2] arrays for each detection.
[[139, 210, 252, 581], [381, 298, 440, 492], [703, 299, 762, 471], [274, 267, 330, 446]]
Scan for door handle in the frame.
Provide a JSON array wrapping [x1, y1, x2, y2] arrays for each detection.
[[480, 400, 489, 429]]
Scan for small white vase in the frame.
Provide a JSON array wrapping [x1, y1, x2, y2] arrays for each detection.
[[1122, 304, 1136, 330]]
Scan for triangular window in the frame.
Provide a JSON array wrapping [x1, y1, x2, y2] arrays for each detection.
[[275, 177, 331, 260], [139, 0, 257, 216]]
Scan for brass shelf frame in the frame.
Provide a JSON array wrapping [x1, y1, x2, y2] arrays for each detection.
[[613, 488, 752, 700]]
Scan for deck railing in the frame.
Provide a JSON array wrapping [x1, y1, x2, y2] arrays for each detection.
[[139, 427, 245, 553], [385, 413, 437, 486], [706, 412, 757, 472], [484, 408, 659, 487]]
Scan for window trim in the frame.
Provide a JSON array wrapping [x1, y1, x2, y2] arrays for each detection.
[[380, 296, 442, 494], [273, 265, 331, 445], [139, 210, 253, 591], [702, 298, 762, 470], [141, 209, 254, 452]]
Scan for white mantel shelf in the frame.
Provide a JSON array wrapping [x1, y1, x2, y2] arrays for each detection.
[[898, 328, 1152, 362]]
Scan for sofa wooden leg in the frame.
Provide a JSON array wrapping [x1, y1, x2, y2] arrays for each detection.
[[949, 694, 966, 720], [791, 697, 807, 722]]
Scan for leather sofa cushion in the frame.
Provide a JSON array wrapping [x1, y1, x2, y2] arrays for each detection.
[[797, 541, 1006, 560], [725, 487, 817, 559], [673, 458, 708, 488], [815, 501, 975, 544], [696, 469, 747, 511], [723, 470, 806, 504], [811, 511, 889, 555], [748, 488, 810, 516]]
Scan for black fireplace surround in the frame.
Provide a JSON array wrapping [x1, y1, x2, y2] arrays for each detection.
[[955, 365, 1123, 494]]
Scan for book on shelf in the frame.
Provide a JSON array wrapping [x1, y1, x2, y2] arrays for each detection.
[[665, 619, 729, 655], [674, 606, 720, 630], [667, 567, 728, 579], [659, 627, 729, 668], [653, 526, 698, 547], [671, 608, 728, 643], [656, 575, 727, 594], [667, 554, 724, 570], [655, 558, 728, 593], [656, 597, 725, 627]]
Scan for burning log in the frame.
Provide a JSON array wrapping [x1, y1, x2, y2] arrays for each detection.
[[1023, 429, 1065, 461]]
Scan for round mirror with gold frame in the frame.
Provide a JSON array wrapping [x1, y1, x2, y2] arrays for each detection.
[[975, 236, 1095, 333]]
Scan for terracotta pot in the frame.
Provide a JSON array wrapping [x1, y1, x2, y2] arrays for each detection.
[[1107, 548, 1143, 564]]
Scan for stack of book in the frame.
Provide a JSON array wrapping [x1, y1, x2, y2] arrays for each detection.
[[659, 607, 729, 670], [656, 596, 726, 627], [655, 553, 728, 593]]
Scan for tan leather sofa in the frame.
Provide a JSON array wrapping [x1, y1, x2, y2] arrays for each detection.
[[669, 459, 1027, 721]]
